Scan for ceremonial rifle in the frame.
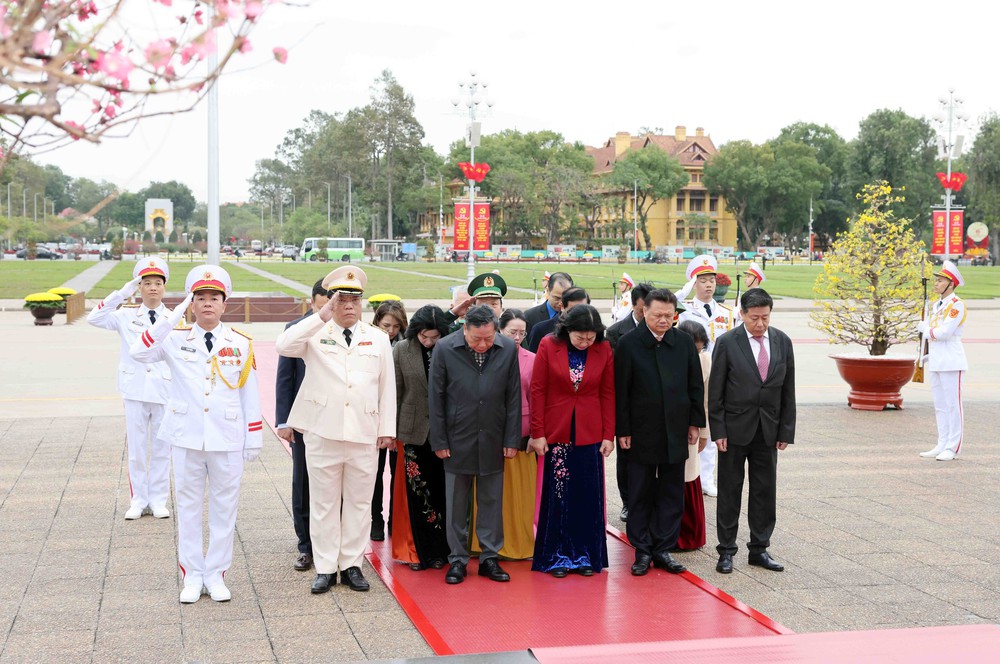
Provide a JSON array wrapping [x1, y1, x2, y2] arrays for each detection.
[[913, 255, 928, 383]]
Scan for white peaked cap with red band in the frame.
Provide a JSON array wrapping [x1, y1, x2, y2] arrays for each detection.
[[133, 257, 169, 283], [934, 260, 964, 288], [744, 262, 766, 285], [686, 254, 718, 280], [542, 271, 551, 283], [619, 272, 635, 288], [185, 264, 232, 298]]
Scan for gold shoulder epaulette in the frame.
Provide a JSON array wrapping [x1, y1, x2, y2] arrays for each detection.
[[231, 327, 253, 340], [172, 325, 191, 331], [718, 302, 732, 311], [122, 303, 140, 308]]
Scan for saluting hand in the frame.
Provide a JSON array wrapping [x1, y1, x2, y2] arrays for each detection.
[[318, 291, 338, 323], [449, 295, 476, 318]]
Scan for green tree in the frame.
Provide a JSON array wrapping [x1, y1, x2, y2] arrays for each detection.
[[967, 113, 1000, 256], [775, 122, 851, 240]]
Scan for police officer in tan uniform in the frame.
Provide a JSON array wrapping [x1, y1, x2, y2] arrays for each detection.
[[275, 267, 396, 593]]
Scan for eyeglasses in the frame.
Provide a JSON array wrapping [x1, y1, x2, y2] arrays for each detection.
[[502, 329, 526, 340]]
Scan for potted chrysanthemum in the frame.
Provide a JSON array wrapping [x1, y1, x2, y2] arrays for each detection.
[[24, 292, 64, 325], [48, 287, 77, 314], [810, 181, 928, 410], [367, 293, 401, 312]]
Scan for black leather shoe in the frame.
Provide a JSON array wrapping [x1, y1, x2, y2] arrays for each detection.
[[408, 562, 424, 571], [370, 522, 385, 542], [478, 558, 510, 582], [340, 566, 370, 591], [445, 561, 467, 584], [310, 573, 334, 593], [575, 566, 594, 577], [619, 507, 628, 521], [652, 551, 686, 574], [550, 567, 568, 578], [429, 559, 446, 570], [748, 551, 784, 572], [631, 553, 652, 576], [294, 553, 313, 571], [716, 553, 733, 574]]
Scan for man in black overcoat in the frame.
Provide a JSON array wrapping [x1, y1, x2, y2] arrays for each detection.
[[615, 288, 704, 576], [709, 288, 796, 575], [429, 305, 522, 585]]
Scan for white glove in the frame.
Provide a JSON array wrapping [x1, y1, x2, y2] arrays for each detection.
[[243, 448, 261, 462], [118, 276, 142, 298], [675, 277, 696, 301], [166, 291, 194, 328], [916, 320, 928, 335]]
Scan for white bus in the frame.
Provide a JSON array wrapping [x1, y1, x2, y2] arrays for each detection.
[[300, 237, 365, 262]]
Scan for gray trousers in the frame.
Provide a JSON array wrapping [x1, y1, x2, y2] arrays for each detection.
[[445, 471, 504, 564]]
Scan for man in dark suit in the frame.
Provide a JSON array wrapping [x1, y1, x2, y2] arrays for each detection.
[[615, 289, 705, 577], [709, 288, 795, 575], [606, 282, 652, 522], [275, 279, 329, 571], [524, 286, 589, 353], [429, 305, 522, 585], [523, 271, 573, 339]]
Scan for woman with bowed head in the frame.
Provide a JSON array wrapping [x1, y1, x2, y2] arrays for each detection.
[[470, 309, 538, 560], [675, 319, 710, 550], [370, 299, 409, 540], [390, 305, 452, 570], [529, 305, 615, 577]]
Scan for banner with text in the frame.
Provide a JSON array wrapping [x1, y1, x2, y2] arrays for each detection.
[[931, 209, 964, 255], [454, 203, 471, 251], [473, 203, 490, 251]]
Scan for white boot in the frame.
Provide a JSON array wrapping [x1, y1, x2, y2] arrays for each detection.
[[919, 445, 945, 458], [179, 583, 204, 604], [935, 450, 957, 461]]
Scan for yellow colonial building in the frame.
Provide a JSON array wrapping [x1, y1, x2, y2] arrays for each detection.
[[586, 126, 738, 250]]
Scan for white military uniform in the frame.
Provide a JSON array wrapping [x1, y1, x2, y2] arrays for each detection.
[[275, 270, 396, 576], [677, 255, 733, 494], [130, 266, 262, 595], [87, 260, 172, 514], [925, 285, 967, 458], [611, 272, 635, 322]]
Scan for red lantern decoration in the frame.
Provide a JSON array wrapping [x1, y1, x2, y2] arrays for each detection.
[[458, 162, 491, 183]]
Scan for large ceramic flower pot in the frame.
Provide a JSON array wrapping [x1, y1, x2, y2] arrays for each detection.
[[830, 354, 916, 411], [30, 308, 57, 326], [713, 285, 729, 303]]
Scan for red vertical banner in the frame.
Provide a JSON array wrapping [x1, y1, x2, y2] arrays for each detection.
[[931, 210, 946, 254], [473, 203, 490, 251], [949, 210, 964, 254], [454, 203, 470, 251]]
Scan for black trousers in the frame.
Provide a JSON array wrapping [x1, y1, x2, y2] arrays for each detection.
[[625, 459, 685, 555], [290, 436, 311, 554], [616, 441, 629, 505], [716, 424, 777, 556]]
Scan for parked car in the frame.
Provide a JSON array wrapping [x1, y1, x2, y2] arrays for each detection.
[[281, 245, 298, 259], [16, 247, 63, 260]]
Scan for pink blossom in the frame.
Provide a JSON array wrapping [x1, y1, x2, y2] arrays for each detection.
[[272, 46, 287, 64], [238, 38, 252, 54], [96, 50, 134, 84], [179, 30, 217, 65], [215, 0, 240, 20], [65, 121, 84, 139], [32, 30, 53, 54], [76, 2, 98, 21], [245, 1, 264, 19], [104, 105, 117, 119], [153, 0, 172, 6], [194, 9, 204, 25], [144, 39, 173, 68]]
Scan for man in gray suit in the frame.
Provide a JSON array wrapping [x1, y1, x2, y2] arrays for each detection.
[[709, 288, 796, 575], [429, 305, 522, 584]]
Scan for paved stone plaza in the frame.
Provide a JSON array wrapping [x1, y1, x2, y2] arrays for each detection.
[[1, 302, 998, 662]]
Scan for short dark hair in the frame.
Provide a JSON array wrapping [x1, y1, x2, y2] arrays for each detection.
[[372, 300, 407, 336], [555, 304, 606, 344], [499, 308, 526, 330], [561, 286, 590, 308], [631, 282, 653, 304], [741, 288, 773, 313], [311, 279, 327, 299], [677, 320, 709, 348], [465, 304, 498, 329], [644, 288, 678, 309], [405, 304, 450, 339], [547, 271, 574, 291]]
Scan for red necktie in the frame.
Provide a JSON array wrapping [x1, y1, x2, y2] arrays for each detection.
[[753, 336, 768, 381]]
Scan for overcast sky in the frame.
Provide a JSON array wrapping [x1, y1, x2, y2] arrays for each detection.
[[40, 0, 1000, 203]]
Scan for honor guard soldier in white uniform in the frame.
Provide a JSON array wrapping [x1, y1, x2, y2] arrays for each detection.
[[275, 266, 396, 594], [88, 257, 173, 520], [611, 272, 635, 322], [678, 255, 733, 497], [733, 262, 766, 327], [917, 260, 967, 462], [130, 265, 263, 604]]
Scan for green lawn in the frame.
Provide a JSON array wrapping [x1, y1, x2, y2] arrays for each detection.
[[87, 257, 306, 299], [0, 260, 96, 299]]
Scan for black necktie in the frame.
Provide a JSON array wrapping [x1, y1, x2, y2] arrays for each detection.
[[704, 303, 712, 317], [205, 332, 213, 352], [148, 310, 157, 325], [343, 328, 352, 347]]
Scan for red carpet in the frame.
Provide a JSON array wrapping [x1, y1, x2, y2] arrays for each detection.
[[255, 341, 787, 655]]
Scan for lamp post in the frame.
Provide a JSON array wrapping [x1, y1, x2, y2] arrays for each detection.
[[935, 89, 968, 259], [323, 181, 332, 234], [22, 188, 27, 217], [33, 193, 40, 223], [6, 182, 13, 219], [451, 70, 494, 283], [633, 179, 639, 255], [304, 187, 312, 209], [341, 174, 352, 237], [290, 191, 296, 214]]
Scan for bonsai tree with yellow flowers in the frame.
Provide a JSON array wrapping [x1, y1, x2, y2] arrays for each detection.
[[811, 181, 929, 356]]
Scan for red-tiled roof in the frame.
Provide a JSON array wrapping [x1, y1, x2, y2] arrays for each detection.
[[587, 132, 719, 174]]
